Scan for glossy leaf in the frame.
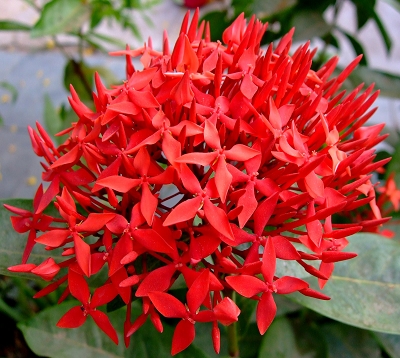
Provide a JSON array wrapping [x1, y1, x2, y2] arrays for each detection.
[[290, 233, 400, 334]]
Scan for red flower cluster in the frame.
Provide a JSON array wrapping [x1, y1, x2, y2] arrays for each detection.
[[7, 10, 390, 355]]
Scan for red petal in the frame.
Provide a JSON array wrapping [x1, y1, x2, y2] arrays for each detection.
[[8, 263, 36, 273], [179, 164, 202, 194], [78, 213, 116, 232], [56, 306, 86, 328], [175, 152, 217, 166], [256, 291, 276, 334], [214, 157, 232, 203], [109, 233, 133, 276], [254, 193, 279, 237], [128, 89, 159, 108], [171, 319, 195, 356], [213, 297, 240, 325], [90, 310, 119, 344], [225, 144, 260, 161], [164, 197, 202, 226], [204, 119, 221, 149], [35, 229, 70, 247], [271, 235, 300, 260], [170, 71, 194, 106], [136, 265, 176, 297], [204, 199, 234, 242], [132, 229, 174, 254], [68, 269, 90, 303], [261, 237, 276, 283], [226, 275, 266, 297], [140, 184, 158, 225], [187, 269, 209, 313], [275, 276, 308, 294], [73, 233, 91, 277], [148, 291, 186, 318], [91, 283, 118, 307], [96, 176, 140, 193]]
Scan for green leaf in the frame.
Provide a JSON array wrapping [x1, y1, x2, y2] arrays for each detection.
[[0, 20, 31, 31], [44, 94, 62, 138], [0, 199, 63, 279], [19, 301, 211, 358], [341, 30, 368, 65], [352, 0, 376, 29], [0, 81, 18, 103], [63, 59, 94, 102], [290, 233, 400, 334], [258, 316, 327, 358], [200, 11, 230, 42], [321, 322, 381, 358], [31, 0, 91, 38], [291, 10, 331, 42], [372, 9, 392, 52], [343, 66, 400, 99], [238, 323, 263, 358], [373, 332, 400, 358]]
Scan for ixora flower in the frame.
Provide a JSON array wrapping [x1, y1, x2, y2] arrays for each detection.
[[6, 9, 391, 355]]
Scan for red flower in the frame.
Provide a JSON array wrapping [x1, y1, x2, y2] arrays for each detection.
[[6, 8, 390, 354], [57, 268, 119, 344]]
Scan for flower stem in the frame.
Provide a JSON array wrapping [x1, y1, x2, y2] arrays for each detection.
[[226, 290, 240, 357]]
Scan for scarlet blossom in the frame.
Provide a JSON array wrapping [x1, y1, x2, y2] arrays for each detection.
[[6, 8, 391, 355]]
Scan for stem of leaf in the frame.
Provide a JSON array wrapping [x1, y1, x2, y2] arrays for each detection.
[[226, 290, 240, 357]]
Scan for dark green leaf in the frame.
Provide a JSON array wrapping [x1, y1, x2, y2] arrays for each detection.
[[341, 30, 368, 65], [43, 94, 62, 138], [31, 0, 91, 38], [290, 233, 400, 334], [19, 301, 211, 358], [0, 199, 63, 279], [321, 322, 381, 358], [373, 332, 400, 358], [322, 33, 339, 49], [0, 81, 18, 103], [200, 11, 230, 42], [372, 9, 392, 52], [258, 315, 327, 357], [63, 59, 94, 102], [238, 323, 263, 358], [0, 20, 31, 31], [352, 0, 376, 29]]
